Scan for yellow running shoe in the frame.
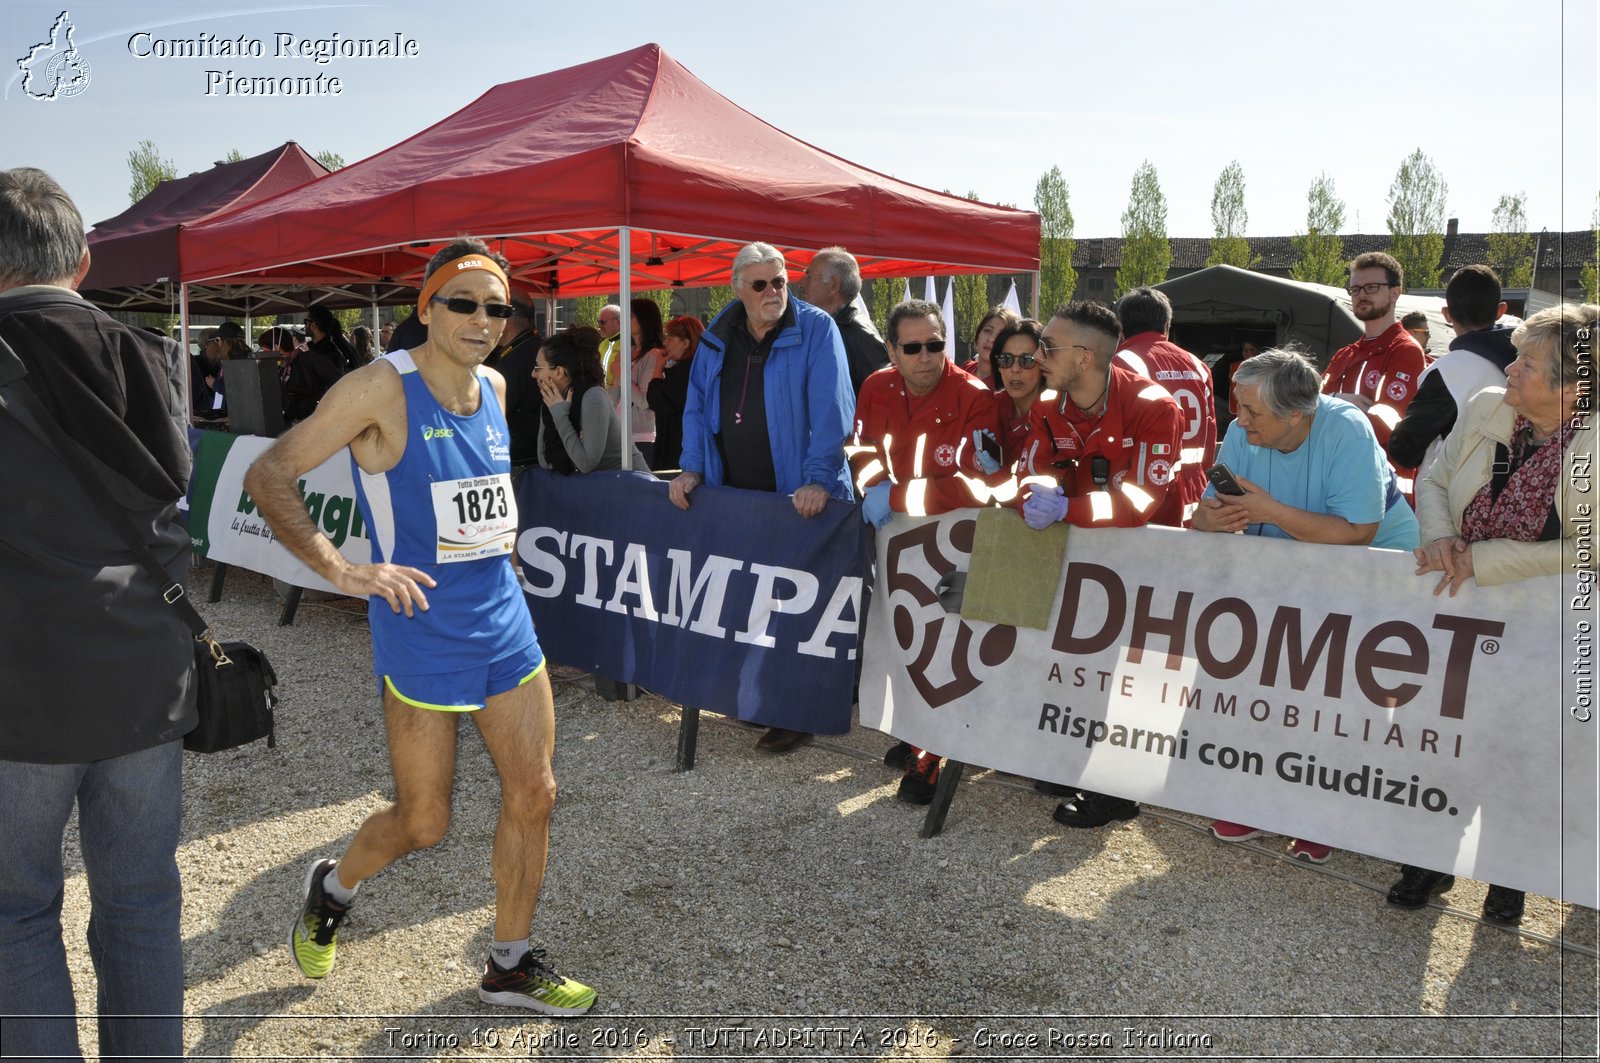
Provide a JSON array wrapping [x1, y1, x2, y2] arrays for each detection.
[[288, 858, 349, 979], [479, 948, 597, 1015]]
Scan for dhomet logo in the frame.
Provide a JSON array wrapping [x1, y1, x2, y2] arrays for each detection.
[[16, 11, 91, 101]]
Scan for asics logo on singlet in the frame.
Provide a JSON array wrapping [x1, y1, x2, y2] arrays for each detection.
[[422, 426, 456, 440]]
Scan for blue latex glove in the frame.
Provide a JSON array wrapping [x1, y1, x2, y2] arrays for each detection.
[[862, 482, 894, 528], [973, 429, 1002, 475], [1022, 486, 1068, 529]]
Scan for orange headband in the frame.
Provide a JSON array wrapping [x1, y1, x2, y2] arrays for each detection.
[[418, 253, 511, 313]]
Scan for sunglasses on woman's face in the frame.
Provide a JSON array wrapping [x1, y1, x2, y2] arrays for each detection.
[[992, 352, 1038, 369]]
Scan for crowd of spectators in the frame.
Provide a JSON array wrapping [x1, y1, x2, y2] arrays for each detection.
[[170, 243, 1591, 931]]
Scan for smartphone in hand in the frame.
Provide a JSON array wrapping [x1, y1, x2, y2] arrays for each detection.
[[1206, 463, 1246, 496], [978, 431, 1003, 468]]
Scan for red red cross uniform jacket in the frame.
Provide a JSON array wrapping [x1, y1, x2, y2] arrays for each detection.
[[1017, 364, 1184, 529], [1115, 332, 1216, 526], [1320, 322, 1425, 453], [1320, 321, 1425, 495], [849, 360, 1001, 514], [994, 389, 1034, 467]]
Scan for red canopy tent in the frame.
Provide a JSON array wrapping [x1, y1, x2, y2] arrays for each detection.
[[81, 143, 335, 317], [180, 44, 1039, 297]]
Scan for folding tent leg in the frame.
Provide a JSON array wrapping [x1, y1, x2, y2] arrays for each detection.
[[919, 758, 965, 838], [278, 584, 304, 626], [207, 561, 228, 603], [675, 706, 700, 772]]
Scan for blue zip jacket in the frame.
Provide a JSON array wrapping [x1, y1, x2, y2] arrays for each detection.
[[679, 296, 855, 501]]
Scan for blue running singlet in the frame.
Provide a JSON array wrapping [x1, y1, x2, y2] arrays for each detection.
[[351, 350, 536, 677]]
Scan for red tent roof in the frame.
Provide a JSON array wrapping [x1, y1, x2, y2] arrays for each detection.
[[182, 45, 1038, 293], [82, 142, 328, 294]]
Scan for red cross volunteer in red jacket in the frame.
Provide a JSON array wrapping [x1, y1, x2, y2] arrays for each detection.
[[1018, 300, 1183, 832], [1113, 286, 1216, 526], [1019, 301, 1184, 531], [849, 298, 1000, 522], [1321, 252, 1426, 491]]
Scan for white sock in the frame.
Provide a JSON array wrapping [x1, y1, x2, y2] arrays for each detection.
[[489, 939, 529, 969], [322, 863, 359, 905]]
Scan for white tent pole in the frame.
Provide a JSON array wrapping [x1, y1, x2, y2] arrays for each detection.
[[618, 226, 633, 471], [544, 295, 557, 336], [370, 295, 379, 335], [1030, 271, 1041, 319]]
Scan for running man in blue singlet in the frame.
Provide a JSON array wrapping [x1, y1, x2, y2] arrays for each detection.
[[244, 239, 596, 1016]]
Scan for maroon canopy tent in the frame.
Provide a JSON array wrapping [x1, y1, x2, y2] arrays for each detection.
[[180, 44, 1039, 296], [80, 143, 349, 317]]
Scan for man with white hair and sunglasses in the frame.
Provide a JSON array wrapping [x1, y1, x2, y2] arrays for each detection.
[[669, 241, 855, 753]]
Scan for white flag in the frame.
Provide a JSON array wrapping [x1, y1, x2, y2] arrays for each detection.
[[941, 277, 957, 361], [1002, 279, 1022, 318]]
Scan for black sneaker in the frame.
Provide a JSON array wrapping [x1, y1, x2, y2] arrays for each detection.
[[883, 740, 914, 770], [1051, 790, 1139, 829], [897, 752, 940, 805], [288, 858, 349, 979], [1386, 865, 1454, 909]]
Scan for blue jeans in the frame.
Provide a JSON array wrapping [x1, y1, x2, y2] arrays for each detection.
[[0, 740, 184, 1062]]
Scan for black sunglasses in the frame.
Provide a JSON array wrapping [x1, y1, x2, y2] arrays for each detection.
[[430, 295, 515, 319], [898, 339, 947, 356], [992, 352, 1038, 369], [747, 276, 787, 293]]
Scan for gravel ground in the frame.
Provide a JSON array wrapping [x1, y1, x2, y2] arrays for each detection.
[[51, 561, 1599, 1061]]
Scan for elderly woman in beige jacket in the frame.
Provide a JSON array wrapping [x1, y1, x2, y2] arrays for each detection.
[[1390, 303, 1597, 925]]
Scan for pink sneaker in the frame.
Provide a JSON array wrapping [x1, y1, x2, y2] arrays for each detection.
[[1211, 820, 1264, 842], [1290, 839, 1333, 864]]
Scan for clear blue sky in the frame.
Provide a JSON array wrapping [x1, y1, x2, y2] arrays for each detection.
[[2, 0, 1595, 241]]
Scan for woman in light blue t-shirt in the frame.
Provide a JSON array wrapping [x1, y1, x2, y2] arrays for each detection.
[[1191, 348, 1420, 864]]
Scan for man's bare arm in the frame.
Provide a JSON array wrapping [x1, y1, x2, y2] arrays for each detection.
[[243, 365, 436, 615]]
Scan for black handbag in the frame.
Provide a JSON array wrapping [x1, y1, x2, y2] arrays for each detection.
[[2, 348, 278, 752], [187, 639, 278, 752]]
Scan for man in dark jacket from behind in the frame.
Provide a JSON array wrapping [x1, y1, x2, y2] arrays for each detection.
[[0, 167, 195, 1060], [1387, 264, 1516, 480], [800, 245, 888, 397]]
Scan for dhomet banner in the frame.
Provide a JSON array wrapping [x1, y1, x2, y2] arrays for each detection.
[[859, 511, 1598, 907], [188, 431, 371, 592], [514, 469, 873, 734]]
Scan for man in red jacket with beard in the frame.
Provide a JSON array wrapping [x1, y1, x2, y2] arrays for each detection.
[[1320, 251, 1425, 493]]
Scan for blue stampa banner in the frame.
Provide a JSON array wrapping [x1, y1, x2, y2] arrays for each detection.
[[514, 469, 873, 733]]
